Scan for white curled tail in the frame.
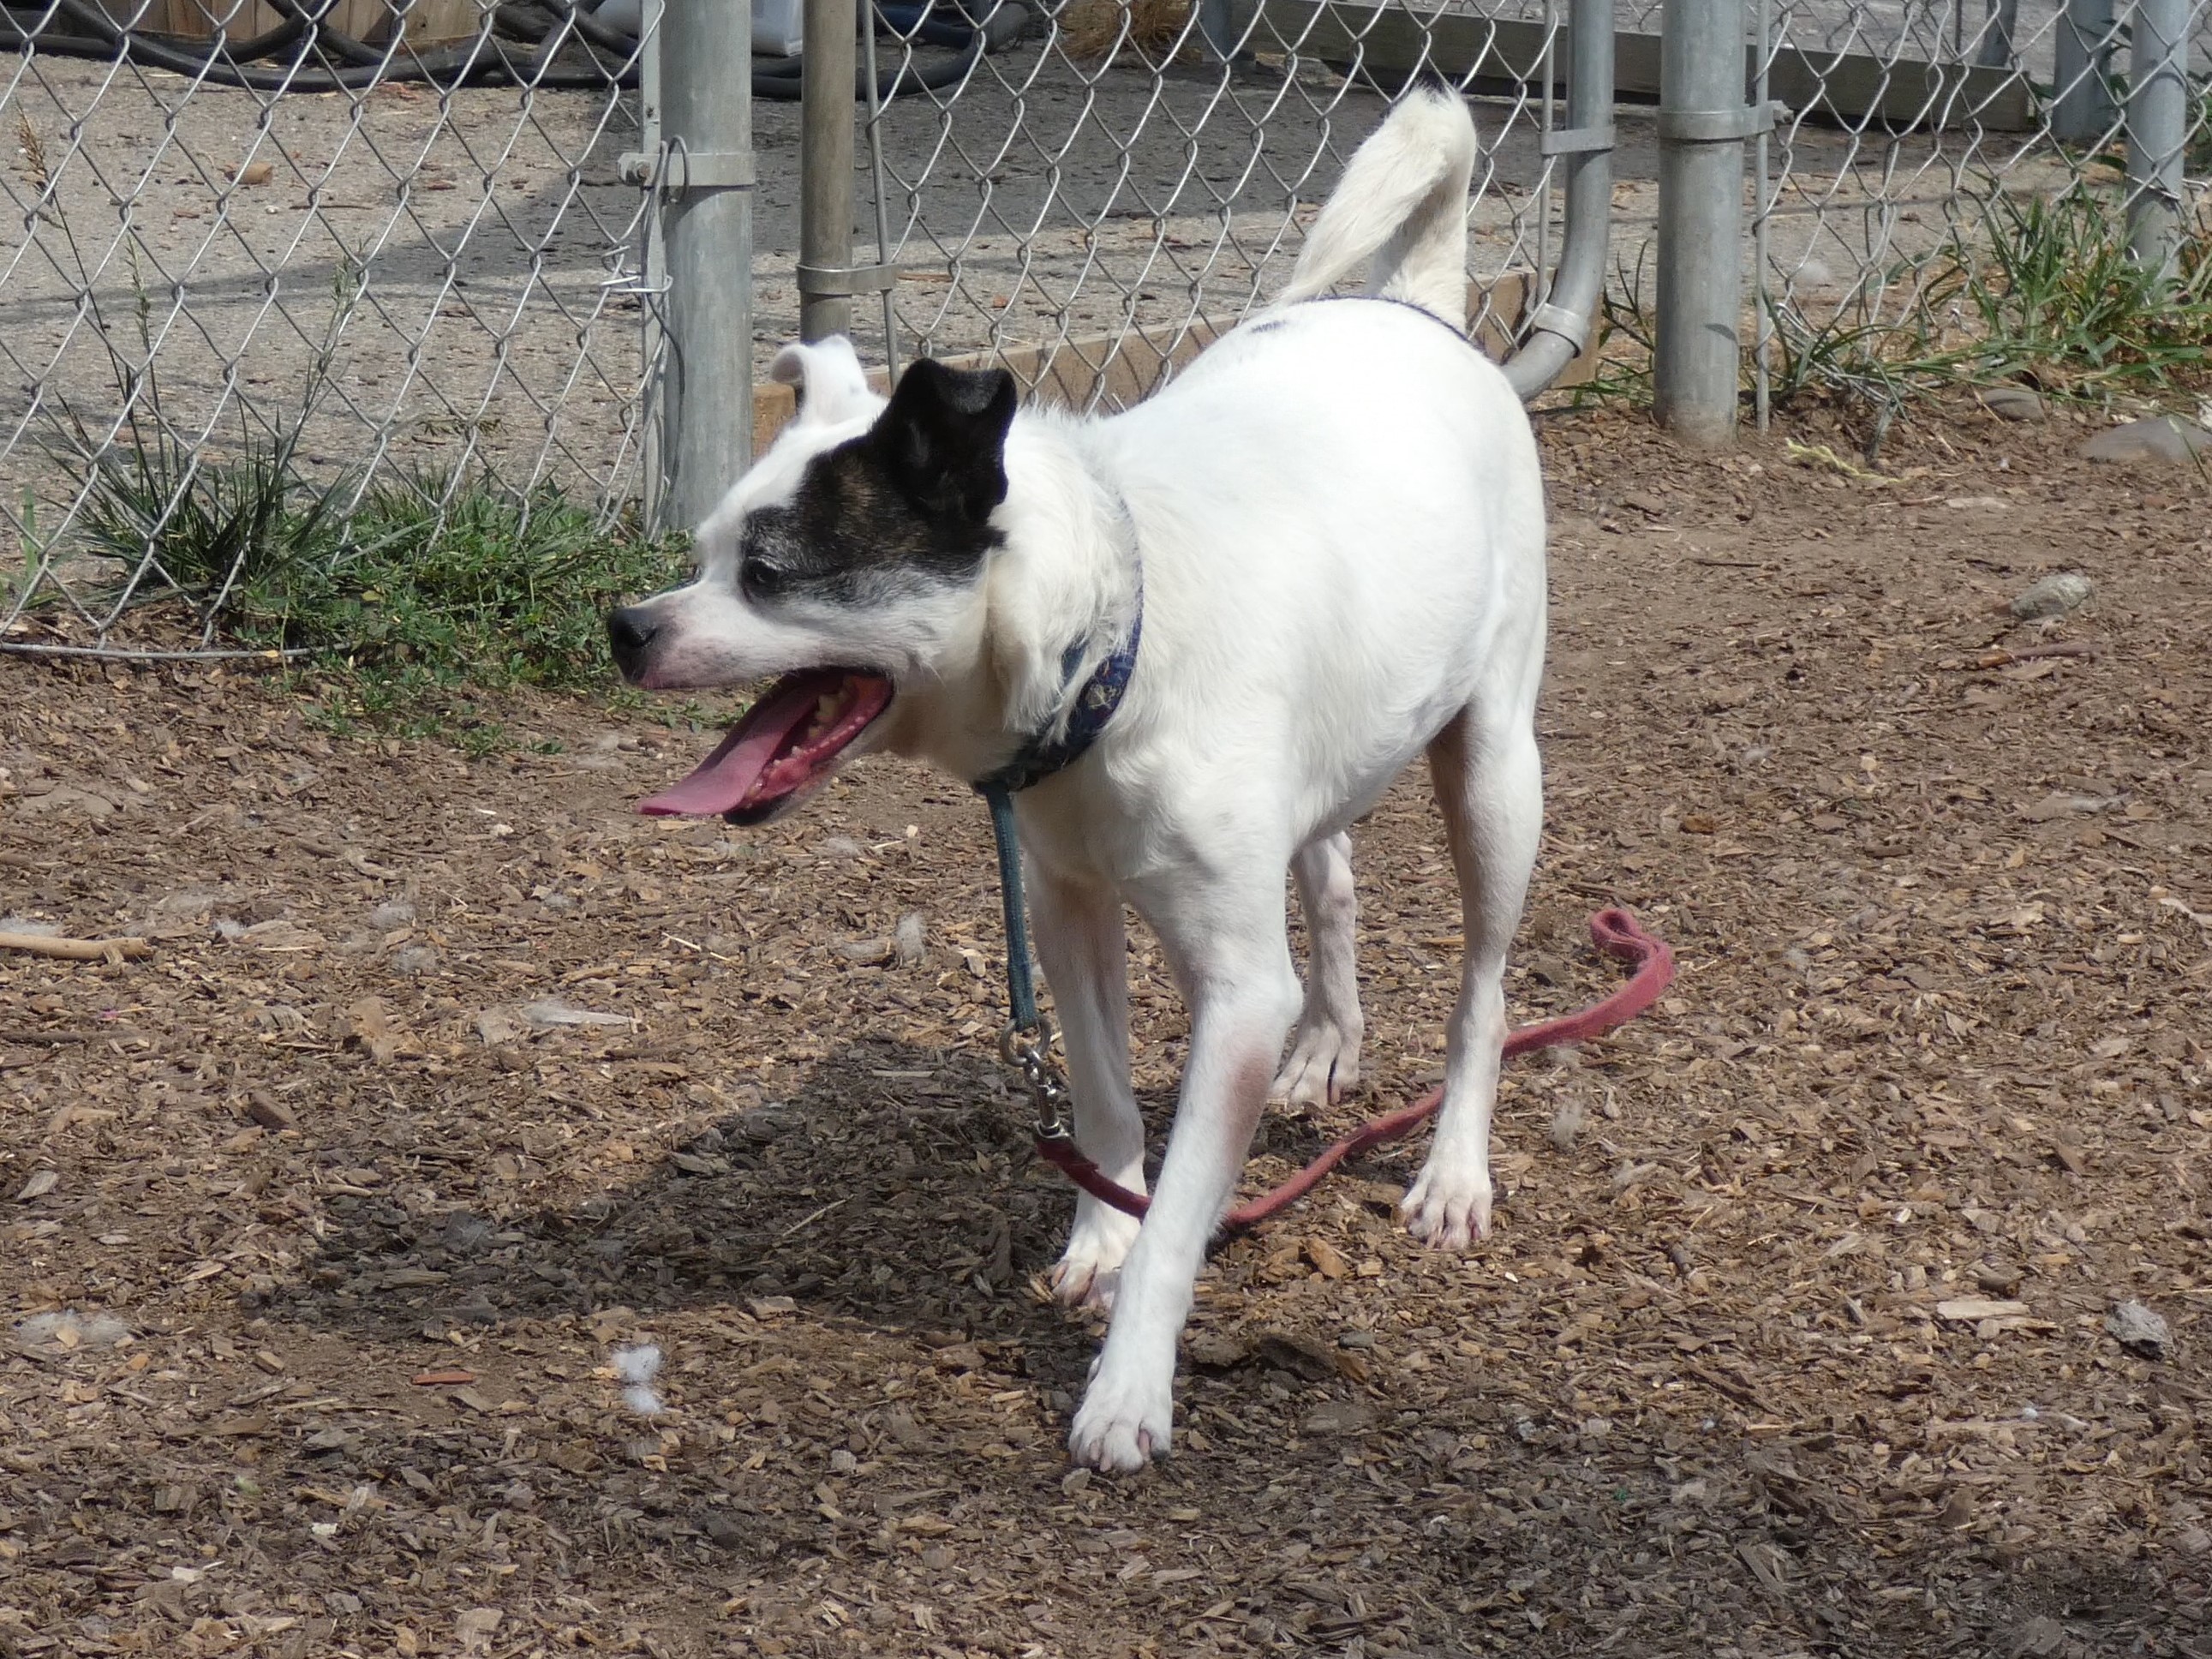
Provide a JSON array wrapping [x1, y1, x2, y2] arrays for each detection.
[[1277, 85, 1477, 328]]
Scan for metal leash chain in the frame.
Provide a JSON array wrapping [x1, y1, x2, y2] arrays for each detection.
[[981, 782, 1073, 1143]]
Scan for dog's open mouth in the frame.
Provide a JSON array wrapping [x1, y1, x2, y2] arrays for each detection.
[[636, 669, 893, 824]]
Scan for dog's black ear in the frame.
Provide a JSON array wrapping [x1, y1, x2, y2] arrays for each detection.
[[869, 358, 1019, 524]]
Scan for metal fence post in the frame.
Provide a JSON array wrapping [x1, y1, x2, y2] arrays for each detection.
[[799, 0, 858, 341], [1654, 0, 1757, 448], [2124, 0, 2188, 282], [1973, 0, 2019, 69], [1750, 0, 1773, 429], [1197, 0, 1240, 60], [636, 0, 668, 531], [659, 0, 756, 527], [2052, 0, 2117, 144]]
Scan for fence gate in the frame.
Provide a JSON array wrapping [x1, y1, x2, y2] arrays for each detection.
[[0, 2, 663, 659]]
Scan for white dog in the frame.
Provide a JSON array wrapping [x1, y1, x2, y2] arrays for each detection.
[[607, 87, 1546, 1474]]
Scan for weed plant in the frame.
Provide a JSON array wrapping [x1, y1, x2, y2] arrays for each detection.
[[1582, 182, 2212, 442]]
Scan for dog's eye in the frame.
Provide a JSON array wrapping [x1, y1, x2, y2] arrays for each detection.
[[740, 555, 787, 600]]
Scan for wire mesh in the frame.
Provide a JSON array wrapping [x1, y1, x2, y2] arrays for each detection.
[[11, 0, 2198, 662], [804, 0, 2207, 434], [760, 0, 1593, 411], [0, 1, 661, 658], [1747, 0, 2212, 427]]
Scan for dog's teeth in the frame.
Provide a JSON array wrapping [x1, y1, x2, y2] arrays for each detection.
[[805, 687, 856, 743]]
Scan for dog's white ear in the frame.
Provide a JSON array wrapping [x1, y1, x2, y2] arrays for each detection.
[[769, 337, 878, 427]]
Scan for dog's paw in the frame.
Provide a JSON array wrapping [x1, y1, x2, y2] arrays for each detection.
[[1067, 1367, 1173, 1473], [1399, 1159, 1492, 1251], [1048, 1205, 1141, 1309], [1269, 1019, 1361, 1110]]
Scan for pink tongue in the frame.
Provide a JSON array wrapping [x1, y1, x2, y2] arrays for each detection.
[[637, 674, 835, 818]]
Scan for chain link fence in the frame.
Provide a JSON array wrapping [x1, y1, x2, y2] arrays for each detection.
[[764, 0, 1609, 413], [825, 0, 2206, 434], [1748, 0, 2212, 426], [0, 1, 660, 657], [2, 0, 2204, 656]]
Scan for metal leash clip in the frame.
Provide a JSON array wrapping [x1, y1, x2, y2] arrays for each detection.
[[999, 1017, 1071, 1143]]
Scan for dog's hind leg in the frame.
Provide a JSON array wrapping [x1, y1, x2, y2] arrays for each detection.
[[1070, 871, 1302, 1471], [1270, 831, 1364, 1110], [1029, 871, 1146, 1309], [1400, 705, 1543, 1250]]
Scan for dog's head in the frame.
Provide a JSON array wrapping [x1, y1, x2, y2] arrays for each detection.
[[609, 338, 1018, 823]]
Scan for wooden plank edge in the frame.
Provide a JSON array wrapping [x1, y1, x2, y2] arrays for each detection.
[[750, 282, 1596, 455]]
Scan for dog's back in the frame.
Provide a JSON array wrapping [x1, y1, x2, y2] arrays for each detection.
[[1085, 302, 1541, 824], [1040, 87, 1538, 839]]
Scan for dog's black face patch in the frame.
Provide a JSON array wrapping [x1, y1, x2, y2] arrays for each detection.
[[737, 358, 1019, 608]]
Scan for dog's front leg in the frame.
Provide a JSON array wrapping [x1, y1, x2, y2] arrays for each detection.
[[1068, 889, 1300, 1472], [1028, 871, 1145, 1309]]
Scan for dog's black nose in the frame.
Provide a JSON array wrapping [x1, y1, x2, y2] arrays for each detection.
[[607, 606, 658, 681]]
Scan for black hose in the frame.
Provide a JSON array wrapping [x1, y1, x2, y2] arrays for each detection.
[[496, 0, 648, 61], [1, 0, 1024, 98], [751, 34, 979, 102], [258, 0, 397, 69]]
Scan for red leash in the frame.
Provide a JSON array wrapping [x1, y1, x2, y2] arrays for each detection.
[[1033, 907, 1675, 1233]]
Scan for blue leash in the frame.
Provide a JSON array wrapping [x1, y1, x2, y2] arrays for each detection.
[[981, 778, 1068, 1137], [980, 782, 1041, 1033], [972, 577, 1143, 1135]]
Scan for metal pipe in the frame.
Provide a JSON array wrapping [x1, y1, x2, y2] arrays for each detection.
[[1751, 0, 1772, 431], [2052, 0, 2117, 145], [1536, 0, 1556, 309], [637, 0, 668, 530], [661, 0, 756, 526], [1653, 0, 1748, 447], [800, 0, 858, 341], [1197, 0, 1237, 60], [2125, 0, 2188, 283], [861, 0, 900, 377], [1502, 0, 1614, 401]]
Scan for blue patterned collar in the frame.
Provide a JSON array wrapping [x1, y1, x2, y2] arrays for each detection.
[[972, 567, 1142, 795]]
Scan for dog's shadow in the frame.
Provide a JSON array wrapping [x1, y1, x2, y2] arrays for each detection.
[[274, 1038, 1197, 1357]]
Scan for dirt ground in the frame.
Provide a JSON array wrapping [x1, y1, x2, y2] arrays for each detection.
[[3, 393, 2209, 1659]]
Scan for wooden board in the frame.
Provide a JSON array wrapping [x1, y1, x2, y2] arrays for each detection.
[[749, 277, 1596, 454], [93, 0, 482, 46], [1249, 1, 2037, 133], [750, 326, 1220, 456]]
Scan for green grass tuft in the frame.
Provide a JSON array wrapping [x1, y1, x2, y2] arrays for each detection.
[[71, 431, 690, 743], [1953, 187, 2212, 396], [1575, 182, 2211, 440], [295, 479, 691, 746], [83, 456, 685, 684], [317, 472, 690, 690]]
